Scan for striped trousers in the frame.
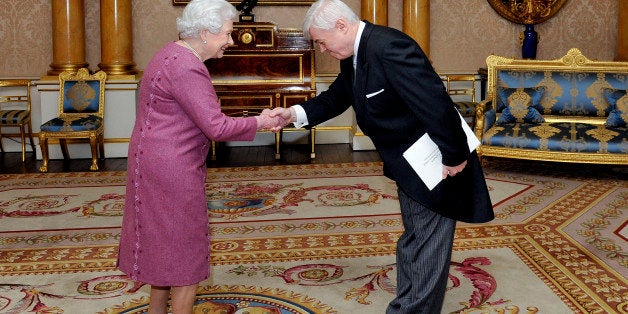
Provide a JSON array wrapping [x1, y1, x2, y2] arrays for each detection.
[[386, 188, 456, 314]]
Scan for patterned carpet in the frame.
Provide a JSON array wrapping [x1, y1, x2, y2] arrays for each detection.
[[0, 161, 626, 313]]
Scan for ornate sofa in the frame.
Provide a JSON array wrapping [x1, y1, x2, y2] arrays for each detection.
[[474, 48, 628, 165]]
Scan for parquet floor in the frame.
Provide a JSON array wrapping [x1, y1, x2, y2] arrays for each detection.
[[0, 143, 382, 174]]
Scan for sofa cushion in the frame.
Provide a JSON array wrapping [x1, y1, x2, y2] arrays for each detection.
[[481, 122, 627, 154], [603, 88, 628, 127], [496, 87, 545, 124]]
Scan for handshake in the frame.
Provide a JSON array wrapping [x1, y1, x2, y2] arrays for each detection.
[[254, 107, 297, 132]]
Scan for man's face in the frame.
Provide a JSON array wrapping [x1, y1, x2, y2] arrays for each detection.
[[309, 19, 355, 61]]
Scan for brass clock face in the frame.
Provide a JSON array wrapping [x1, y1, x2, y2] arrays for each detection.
[[487, 0, 569, 25], [240, 32, 254, 44]]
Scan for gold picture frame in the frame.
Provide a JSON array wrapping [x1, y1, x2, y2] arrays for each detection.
[[173, 0, 315, 5]]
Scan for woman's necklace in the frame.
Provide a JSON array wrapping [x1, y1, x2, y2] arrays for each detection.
[[182, 40, 203, 61]]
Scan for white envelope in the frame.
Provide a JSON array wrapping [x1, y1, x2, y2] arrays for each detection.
[[402, 112, 480, 190]]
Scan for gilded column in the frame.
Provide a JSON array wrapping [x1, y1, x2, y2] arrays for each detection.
[[361, 0, 387, 25], [403, 0, 429, 57], [48, 0, 88, 75], [617, 0, 628, 61], [99, 0, 137, 75]]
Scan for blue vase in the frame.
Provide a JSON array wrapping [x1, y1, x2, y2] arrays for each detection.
[[521, 24, 538, 59]]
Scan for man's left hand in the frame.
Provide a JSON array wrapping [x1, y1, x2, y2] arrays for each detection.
[[442, 160, 467, 179]]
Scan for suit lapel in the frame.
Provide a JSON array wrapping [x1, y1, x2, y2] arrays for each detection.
[[353, 22, 374, 108]]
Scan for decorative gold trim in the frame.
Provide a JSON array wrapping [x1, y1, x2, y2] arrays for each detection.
[[541, 116, 607, 125], [314, 126, 353, 131], [486, 0, 569, 25], [479, 146, 628, 165], [218, 95, 275, 109], [105, 138, 130, 143], [45, 137, 133, 144], [281, 94, 309, 107]]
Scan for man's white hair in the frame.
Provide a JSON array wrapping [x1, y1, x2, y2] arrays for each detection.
[[302, 0, 360, 40]]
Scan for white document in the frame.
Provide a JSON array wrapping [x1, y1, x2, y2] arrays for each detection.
[[402, 112, 480, 190]]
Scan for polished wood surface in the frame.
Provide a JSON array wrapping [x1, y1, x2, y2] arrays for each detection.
[[0, 144, 382, 174], [206, 22, 316, 118], [206, 22, 316, 159]]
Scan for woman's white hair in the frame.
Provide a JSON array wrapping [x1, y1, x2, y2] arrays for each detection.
[[302, 0, 359, 40], [176, 0, 237, 38]]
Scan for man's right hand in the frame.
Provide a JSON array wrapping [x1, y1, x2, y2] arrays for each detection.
[[267, 107, 296, 132]]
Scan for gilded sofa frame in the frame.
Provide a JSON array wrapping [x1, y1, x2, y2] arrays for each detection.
[[474, 48, 628, 165]]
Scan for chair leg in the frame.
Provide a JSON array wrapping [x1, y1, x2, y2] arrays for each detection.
[[98, 134, 105, 160], [0, 129, 4, 153], [59, 139, 70, 160], [210, 141, 217, 161], [20, 124, 27, 162], [310, 128, 316, 159], [89, 136, 99, 171], [27, 121, 36, 155], [39, 135, 49, 172], [275, 131, 282, 160]]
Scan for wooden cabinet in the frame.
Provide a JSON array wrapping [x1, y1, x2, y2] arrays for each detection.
[[205, 22, 316, 159]]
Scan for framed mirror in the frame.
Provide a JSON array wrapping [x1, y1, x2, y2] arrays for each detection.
[[486, 0, 569, 24]]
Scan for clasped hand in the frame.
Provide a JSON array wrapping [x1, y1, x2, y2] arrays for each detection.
[[255, 108, 295, 132], [442, 160, 467, 179]]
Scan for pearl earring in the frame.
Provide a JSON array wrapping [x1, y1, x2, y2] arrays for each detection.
[[203, 40, 207, 44]]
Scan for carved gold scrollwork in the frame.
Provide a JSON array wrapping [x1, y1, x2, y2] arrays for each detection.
[[487, 0, 569, 25]]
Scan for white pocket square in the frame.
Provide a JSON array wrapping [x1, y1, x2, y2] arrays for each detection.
[[366, 89, 384, 98]]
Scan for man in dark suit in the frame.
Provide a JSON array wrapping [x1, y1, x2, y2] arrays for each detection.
[[269, 0, 494, 312]]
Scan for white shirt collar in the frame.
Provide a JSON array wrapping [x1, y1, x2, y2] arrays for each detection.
[[353, 21, 366, 68]]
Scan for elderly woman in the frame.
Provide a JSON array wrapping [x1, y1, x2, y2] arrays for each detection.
[[116, 0, 283, 312]]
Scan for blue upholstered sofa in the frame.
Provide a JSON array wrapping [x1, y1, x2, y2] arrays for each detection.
[[474, 48, 628, 165]]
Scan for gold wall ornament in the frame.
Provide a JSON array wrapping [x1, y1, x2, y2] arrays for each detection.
[[486, 0, 569, 25], [487, 0, 569, 59]]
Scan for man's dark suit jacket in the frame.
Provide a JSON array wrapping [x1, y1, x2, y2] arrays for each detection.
[[299, 21, 494, 223]]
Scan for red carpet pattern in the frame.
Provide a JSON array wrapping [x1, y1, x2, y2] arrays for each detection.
[[0, 161, 625, 313]]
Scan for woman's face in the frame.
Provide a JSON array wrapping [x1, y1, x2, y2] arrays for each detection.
[[203, 20, 234, 59]]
